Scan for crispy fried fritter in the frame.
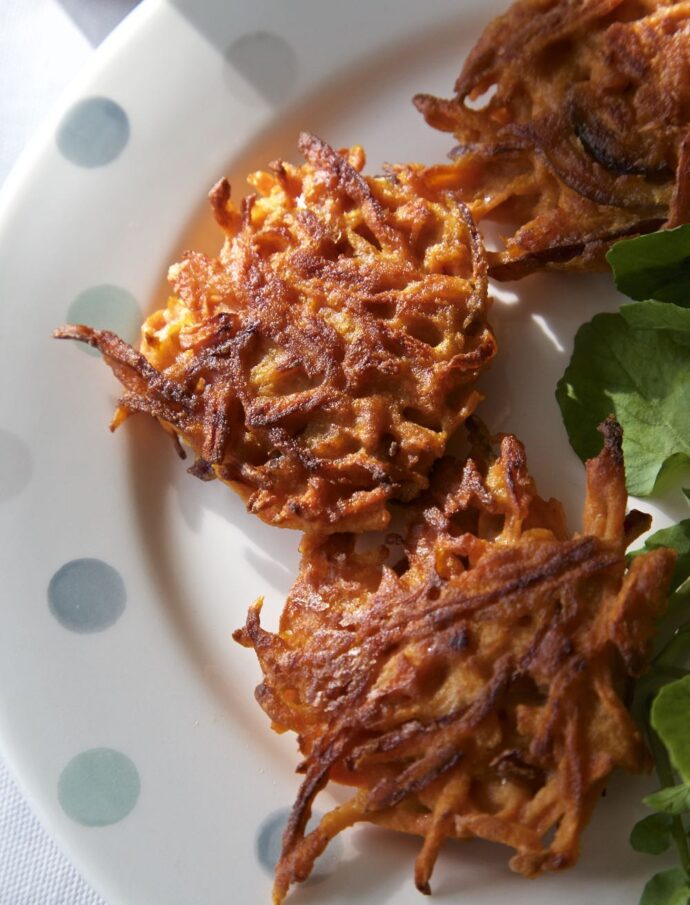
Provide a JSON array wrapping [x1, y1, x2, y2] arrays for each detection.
[[235, 418, 675, 902], [415, 0, 690, 279], [54, 134, 495, 533]]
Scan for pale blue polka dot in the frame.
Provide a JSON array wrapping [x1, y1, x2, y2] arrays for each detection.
[[0, 430, 32, 502], [225, 33, 298, 105], [257, 807, 343, 882], [57, 97, 129, 167], [67, 285, 141, 356], [58, 749, 140, 827], [48, 559, 126, 633]]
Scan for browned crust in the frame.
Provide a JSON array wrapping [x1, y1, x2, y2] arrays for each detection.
[[55, 135, 496, 533], [235, 420, 676, 902], [414, 0, 690, 278]]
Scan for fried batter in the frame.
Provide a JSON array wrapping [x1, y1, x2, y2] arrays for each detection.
[[415, 0, 690, 279], [54, 134, 495, 532], [235, 418, 675, 902]]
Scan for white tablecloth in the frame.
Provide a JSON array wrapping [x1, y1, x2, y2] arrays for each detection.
[[1, 5, 139, 901], [0, 765, 105, 905]]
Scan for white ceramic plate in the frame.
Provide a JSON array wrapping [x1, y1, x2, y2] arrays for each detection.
[[0, 2, 685, 903]]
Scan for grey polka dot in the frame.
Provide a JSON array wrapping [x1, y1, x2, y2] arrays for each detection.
[[58, 749, 140, 827], [57, 97, 129, 167], [257, 808, 342, 882], [67, 285, 141, 357], [0, 430, 32, 502], [48, 559, 126, 633], [225, 33, 298, 106]]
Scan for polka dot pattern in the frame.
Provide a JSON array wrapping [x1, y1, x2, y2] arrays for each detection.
[[67, 284, 141, 356], [224, 32, 298, 105], [48, 559, 126, 633], [0, 431, 32, 502], [58, 749, 140, 827], [256, 808, 343, 882], [56, 97, 129, 168]]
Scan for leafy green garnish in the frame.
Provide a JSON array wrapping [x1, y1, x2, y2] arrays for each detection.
[[621, 302, 690, 347], [652, 677, 690, 783], [633, 519, 690, 596], [607, 225, 690, 305], [639, 868, 690, 905], [555, 311, 690, 494], [644, 784, 690, 816], [676, 577, 690, 602], [557, 227, 690, 904], [631, 813, 674, 855]]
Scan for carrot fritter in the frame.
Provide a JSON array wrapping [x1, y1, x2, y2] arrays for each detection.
[[235, 418, 675, 902], [415, 0, 690, 279], [54, 134, 495, 533]]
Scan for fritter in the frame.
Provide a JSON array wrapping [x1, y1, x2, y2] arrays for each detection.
[[235, 418, 676, 902], [415, 0, 690, 280], [55, 134, 495, 533]]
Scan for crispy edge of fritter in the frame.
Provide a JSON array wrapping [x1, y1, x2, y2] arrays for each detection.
[[235, 419, 676, 903], [54, 136, 498, 533], [413, 0, 690, 278]]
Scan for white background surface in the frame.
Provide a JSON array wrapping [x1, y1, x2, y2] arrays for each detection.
[[1, 5, 137, 901]]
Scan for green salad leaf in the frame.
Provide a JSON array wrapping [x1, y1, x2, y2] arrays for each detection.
[[555, 311, 690, 495], [631, 813, 674, 855], [565, 227, 690, 904], [621, 302, 690, 346], [644, 784, 690, 816], [632, 519, 690, 595], [639, 868, 690, 905], [651, 677, 690, 784], [675, 577, 690, 601], [607, 225, 690, 305]]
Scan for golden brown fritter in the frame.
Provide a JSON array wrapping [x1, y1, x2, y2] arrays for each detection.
[[54, 134, 496, 533], [415, 0, 690, 279], [235, 419, 675, 902]]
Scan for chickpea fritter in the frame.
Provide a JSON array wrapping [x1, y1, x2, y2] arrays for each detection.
[[415, 0, 690, 279], [55, 134, 495, 532], [235, 419, 675, 902]]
